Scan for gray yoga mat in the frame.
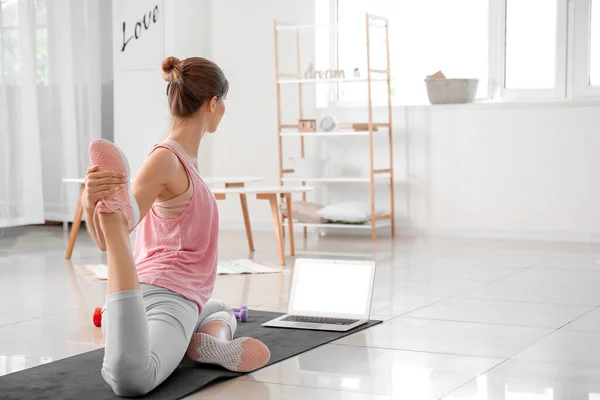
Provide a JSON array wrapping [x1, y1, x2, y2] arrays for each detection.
[[0, 311, 381, 400]]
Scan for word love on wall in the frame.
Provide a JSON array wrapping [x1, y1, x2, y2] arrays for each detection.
[[116, 0, 164, 71], [121, 5, 159, 52]]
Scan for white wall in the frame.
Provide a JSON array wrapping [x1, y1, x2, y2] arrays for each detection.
[[208, 0, 316, 229], [113, 0, 600, 243], [211, 90, 600, 242], [112, 0, 212, 177], [112, 0, 317, 230], [326, 103, 600, 242], [202, 1, 600, 242]]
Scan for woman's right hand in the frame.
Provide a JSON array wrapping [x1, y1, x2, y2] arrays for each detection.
[[83, 165, 126, 210]]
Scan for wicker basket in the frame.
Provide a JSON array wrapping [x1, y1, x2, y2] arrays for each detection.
[[425, 78, 479, 104]]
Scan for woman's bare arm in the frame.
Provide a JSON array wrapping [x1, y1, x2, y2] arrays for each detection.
[[129, 148, 181, 229]]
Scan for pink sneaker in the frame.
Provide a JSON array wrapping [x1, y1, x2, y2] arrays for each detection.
[[88, 139, 140, 230]]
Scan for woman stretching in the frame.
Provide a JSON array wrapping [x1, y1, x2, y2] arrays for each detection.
[[83, 56, 270, 397]]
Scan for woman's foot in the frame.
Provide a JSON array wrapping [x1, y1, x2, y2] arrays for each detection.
[[186, 333, 270, 372], [88, 139, 140, 230]]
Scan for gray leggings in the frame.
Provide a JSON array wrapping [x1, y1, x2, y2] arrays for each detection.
[[101, 284, 237, 397]]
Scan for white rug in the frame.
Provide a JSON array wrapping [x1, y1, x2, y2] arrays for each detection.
[[78, 260, 281, 281], [217, 259, 282, 275], [79, 264, 109, 280]]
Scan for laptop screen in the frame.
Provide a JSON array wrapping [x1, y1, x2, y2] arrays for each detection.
[[289, 259, 375, 318]]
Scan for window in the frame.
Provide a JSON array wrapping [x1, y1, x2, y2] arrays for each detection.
[[504, 0, 557, 89], [493, 0, 567, 100], [0, 0, 48, 85], [1, 0, 20, 84], [574, 0, 600, 97], [329, 0, 600, 104], [336, 0, 489, 105], [591, 0, 600, 86], [35, 0, 47, 85]]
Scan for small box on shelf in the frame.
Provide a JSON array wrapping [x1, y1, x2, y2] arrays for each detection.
[[351, 123, 378, 132], [298, 119, 317, 132]]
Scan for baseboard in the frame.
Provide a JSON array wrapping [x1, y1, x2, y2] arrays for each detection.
[[0, 217, 45, 229], [220, 220, 600, 243], [397, 226, 600, 244], [218, 220, 393, 237], [44, 212, 86, 223]]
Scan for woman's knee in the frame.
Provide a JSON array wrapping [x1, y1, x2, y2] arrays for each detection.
[[102, 357, 155, 397], [204, 299, 230, 313], [199, 309, 237, 334]]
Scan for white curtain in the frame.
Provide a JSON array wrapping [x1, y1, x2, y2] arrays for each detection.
[[0, 0, 112, 228]]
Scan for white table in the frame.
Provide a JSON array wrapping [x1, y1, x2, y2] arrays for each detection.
[[212, 186, 314, 266], [201, 176, 264, 253], [203, 176, 263, 185], [62, 176, 264, 260]]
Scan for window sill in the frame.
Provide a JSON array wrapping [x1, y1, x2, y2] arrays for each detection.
[[323, 98, 600, 111]]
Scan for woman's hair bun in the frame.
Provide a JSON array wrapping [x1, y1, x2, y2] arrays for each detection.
[[162, 56, 228, 118], [161, 56, 182, 83]]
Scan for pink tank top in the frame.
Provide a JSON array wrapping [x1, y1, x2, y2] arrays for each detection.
[[134, 141, 219, 312], [152, 174, 193, 219]]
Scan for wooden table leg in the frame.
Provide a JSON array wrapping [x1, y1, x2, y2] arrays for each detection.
[[280, 193, 285, 240], [259, 193, 285, 266], [285, 194, 295, 256], [238, 193, 255, 252], [226, 183, 255, 252], [65, 184, 85, 260]]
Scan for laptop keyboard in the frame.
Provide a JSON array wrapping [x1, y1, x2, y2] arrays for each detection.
[[281, 315, 360, 325]]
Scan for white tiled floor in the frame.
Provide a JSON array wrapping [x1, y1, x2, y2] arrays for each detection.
[[404, 298, 592, 328], [377, 258, 527, 282], [513, 329, 600, 367], [3, 226, 600, 399], [501, 267, 600, 286], [0, 315, 30, 327], [457, 280, 600, 305], [239, 344, 502, 399], [443, 360, 600, 400], [193, 378, 393, 400], [334, 318, 553, 359], [563, 307, 600, 331]]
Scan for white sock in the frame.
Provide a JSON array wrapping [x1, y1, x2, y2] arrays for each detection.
[[186, 333, 270, 372]]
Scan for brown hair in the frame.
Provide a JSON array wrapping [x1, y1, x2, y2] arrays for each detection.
[[161, 56, 229, 118]]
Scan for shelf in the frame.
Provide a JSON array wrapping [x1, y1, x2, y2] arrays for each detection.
[[283, 220, 392, 229], [280, 130, 370, 137], [275, 15, 388, 31], [282, 174, 390, 183], [274, 13, 394, 240], [275, 24, 339, 31], [278, 77, 388, 85]]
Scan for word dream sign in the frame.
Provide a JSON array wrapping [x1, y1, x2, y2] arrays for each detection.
[[115, 0, 164, 71], [304, 63, 346, 80]]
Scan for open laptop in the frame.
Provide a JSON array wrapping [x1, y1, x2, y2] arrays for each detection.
[[262, 258, 376, 332]]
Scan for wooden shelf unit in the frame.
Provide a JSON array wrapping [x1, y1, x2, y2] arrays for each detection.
[[283, 220, 392, 230], [273, 13, 395, 241], [281, 174, 391, 183]]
